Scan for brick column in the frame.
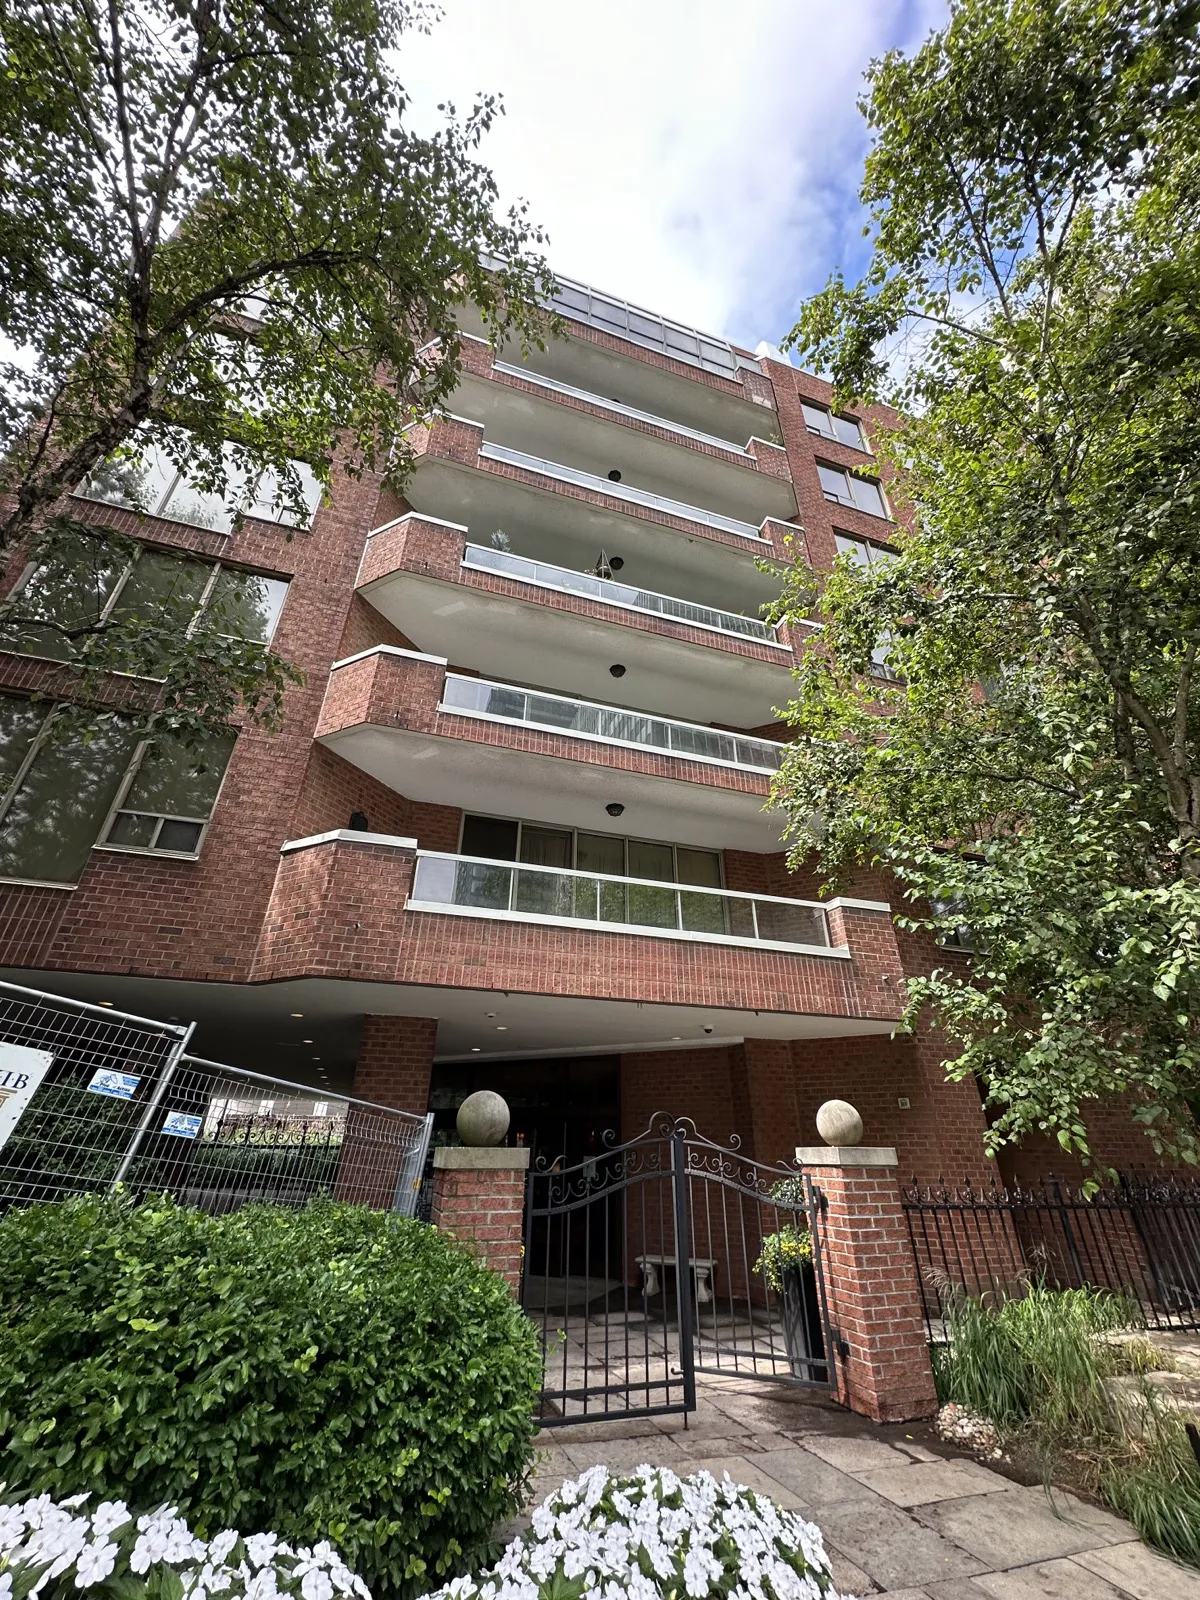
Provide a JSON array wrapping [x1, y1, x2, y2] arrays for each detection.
[[352, 1015, 438, 1111], [797, 1143, 938, 1423], [333, 1016, 437, 1207], [430, 1147, 531, 1293]]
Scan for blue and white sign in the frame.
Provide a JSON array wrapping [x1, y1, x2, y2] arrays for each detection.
[[87, 1069, 141, 1100], [161, 1111, 203, 1140]]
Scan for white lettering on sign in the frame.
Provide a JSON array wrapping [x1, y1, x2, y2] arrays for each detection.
[[0, 1041, 55, 1154]]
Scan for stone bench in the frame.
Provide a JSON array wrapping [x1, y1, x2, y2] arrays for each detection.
[[635, 1253, 717, 1303]]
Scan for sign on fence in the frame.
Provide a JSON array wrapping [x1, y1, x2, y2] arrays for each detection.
[[0, 1043, 54, 1154]]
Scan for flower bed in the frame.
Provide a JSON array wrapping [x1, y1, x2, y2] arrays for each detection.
[[419, 1464, 841, 1600], [0, 1492, 368, 1600], [2, 1469, 843, 1600]]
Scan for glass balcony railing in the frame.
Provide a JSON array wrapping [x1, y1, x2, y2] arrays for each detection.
[[491, 362, 750, 454], [461, 544, 783, 646], [440, 674, 785, 773], [478, 442, 764, 540], [410, 851, 831, 950]]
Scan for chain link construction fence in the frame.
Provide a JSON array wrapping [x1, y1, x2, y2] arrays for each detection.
[[0, 980, 433, 1217]]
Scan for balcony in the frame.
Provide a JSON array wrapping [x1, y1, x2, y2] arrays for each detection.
[[252, 831, 907, 1053], [455, 274, 783, 450], [315, 647, 788, 851], [440, 673, 782, 771], [446, 350, 796, 528], [409, 851, 833, 955], [405, 417, 788, 624], [357, 516, 796, 728]]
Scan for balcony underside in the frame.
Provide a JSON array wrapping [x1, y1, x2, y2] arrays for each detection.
[[359, 567, 792, 728], [455, 305, 782, 447], [405, 457, 781, 621], [6, 967, 897, 1089], [449, 371, 796, 525], [318, 721, 786, 853]]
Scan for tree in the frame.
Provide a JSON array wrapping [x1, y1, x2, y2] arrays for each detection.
[[775, 0, 1200, 1167], [0, 0, 551, 741]]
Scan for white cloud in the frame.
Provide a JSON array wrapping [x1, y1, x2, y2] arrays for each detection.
[[397, 0, 946, 351]]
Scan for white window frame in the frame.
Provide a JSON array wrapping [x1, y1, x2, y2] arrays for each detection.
[[0, 547, 288, 670], [76, 441, 323, 534], [95, 731, 237, 862], [801, 403, 868, 452], [818, 462, 890, 518]]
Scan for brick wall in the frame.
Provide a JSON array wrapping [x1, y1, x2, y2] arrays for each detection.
[[430, 1159, 527, 1291]]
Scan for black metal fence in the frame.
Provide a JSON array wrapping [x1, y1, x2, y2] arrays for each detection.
[[902, 1173, 1200, 1339]]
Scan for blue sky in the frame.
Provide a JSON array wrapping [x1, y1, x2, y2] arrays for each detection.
[[400, 0, 947, 354]]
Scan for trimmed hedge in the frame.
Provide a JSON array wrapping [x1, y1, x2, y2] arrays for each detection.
[[0, 1194, 541, 1595]]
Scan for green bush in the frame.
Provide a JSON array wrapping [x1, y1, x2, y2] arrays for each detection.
[[0, 1193, 541, 1595]]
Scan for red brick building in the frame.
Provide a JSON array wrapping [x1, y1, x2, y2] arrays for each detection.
[[0, 271, 1137, 1182]]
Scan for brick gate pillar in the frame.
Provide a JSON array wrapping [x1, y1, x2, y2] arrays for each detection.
[[797, 1142, 938, 1424], [430, 1147, 531, 1292]]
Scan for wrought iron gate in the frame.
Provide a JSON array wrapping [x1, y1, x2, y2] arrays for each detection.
[[521, 1115, 835, 1426]]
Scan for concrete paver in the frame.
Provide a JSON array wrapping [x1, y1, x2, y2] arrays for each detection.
[[523, 1373, 1198, 1599], [804, 1434, 926, 1473], [1072, 1543, 1200, 1599], [971, 1557, 1129, 1598], [914, 1485, 1133, 1570], [854, 1459, 1014, 1508]]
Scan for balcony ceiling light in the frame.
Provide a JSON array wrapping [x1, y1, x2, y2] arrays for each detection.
[[471, 1046, 482, 1052], [609, 663, 626, 677], [607, 469, 622, 482], [606, 802, 625, 817], [608, 555, 624, 571]]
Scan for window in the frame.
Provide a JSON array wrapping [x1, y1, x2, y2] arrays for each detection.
[[0, 695, 235, 882], [460, 814, 722, 889], [102, 729, 236, 856], [801, 403, 866, 451], [0, 536, 288, 667], [833, 532, 897, 568], [79, 439, 322, 533], [818, 464, 888, 518], [932, 898, 976, 952]]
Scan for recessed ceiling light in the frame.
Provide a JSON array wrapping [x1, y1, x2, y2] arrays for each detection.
[[485, 1012, 496, 1019], [290, 1012, 304, 1018], [311, 1056, 321, 1061], [302, 1038, 313, 1043], [607, 468, 622, 482], [671, 1036, 682, 1041], [470, 1046, 481, 1053], [99, 1001, 113, 1007], [496, 1025, 507, 1031]]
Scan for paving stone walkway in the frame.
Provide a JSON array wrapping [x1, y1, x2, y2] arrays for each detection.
[[518, 1373, 1200, 1599]]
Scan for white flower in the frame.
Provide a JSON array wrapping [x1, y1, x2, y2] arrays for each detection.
[[0, 1571, 14, 1600], [0, 1503, 27, 1552], [208, 1531, 239, 1564], [244, 1533, 279, 1569], [91, 1502, 131, 1538], [75, 1538, 119, 1588], [245, 1569, 282, 1600], [301, 1568, 334, 1600]]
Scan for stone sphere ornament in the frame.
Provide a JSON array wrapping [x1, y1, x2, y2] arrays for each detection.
[[815, 1098, 864, 1147], [456, 1089, 511, 1147]]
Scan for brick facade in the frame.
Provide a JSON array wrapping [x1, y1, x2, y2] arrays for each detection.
[[0, 272, 1173, 1203]]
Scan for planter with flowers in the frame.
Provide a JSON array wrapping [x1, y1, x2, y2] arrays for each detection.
[[755, 1179, 826, 1379]]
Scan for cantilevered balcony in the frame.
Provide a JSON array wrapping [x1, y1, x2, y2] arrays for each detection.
[[404, 416, 790, 622], [252, 830, 907, 1050], [455, 271, 783, 448], [446, 346, 796, 527], [356, 514, 798, 728], [315, 647, 788, 852], [409, 851, 831, 954]]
